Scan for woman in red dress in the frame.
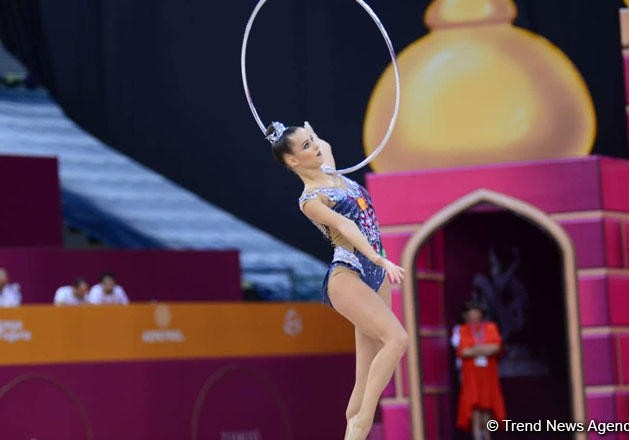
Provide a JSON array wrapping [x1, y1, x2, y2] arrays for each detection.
[[456, 302, 506, 440]]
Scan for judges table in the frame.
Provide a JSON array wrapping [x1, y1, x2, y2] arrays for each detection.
[[0, 303, 355, 439]]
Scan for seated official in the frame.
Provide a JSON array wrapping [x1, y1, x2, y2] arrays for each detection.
[[87, 272, 129, 305], [0, 267, 21, 307], [54, 278, 90, 306]]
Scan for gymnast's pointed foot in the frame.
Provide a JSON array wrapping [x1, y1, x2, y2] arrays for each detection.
[[345, 414, 372, 440]]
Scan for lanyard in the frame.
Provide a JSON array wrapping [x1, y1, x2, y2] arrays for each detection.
[[471, 324, 485, 344]]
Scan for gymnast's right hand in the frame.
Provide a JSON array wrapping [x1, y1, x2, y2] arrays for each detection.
[[374, 257, 405, 285]]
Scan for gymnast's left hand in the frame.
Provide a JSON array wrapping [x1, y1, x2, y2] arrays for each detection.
[[376, 257, 405, 285]]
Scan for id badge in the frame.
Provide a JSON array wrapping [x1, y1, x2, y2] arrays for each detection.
[[474, 356, 488, 367]]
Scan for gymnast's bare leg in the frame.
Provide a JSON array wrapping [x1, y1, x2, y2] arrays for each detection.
[[329, 274, 408, 440], [342, 279, 391, 438]]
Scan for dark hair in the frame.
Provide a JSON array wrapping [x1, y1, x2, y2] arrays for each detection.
[[100, 272, 116, 282], [267, 124, 298, 166], [72, 277, 88, 287], [462, 301, 485, 316]]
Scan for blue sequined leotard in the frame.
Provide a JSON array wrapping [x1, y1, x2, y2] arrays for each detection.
[[299, 173, 386, 306]]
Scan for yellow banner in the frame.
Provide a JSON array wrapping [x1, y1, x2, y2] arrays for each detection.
[[0, 303, 354, 365]]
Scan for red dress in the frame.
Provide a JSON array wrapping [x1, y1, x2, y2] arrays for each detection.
[[456, 322, 506, 431]]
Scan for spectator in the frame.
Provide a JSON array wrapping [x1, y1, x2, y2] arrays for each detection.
[[87, 272, 129, 305], [54, 277, 90, 306], [456, 301, 506, 440], [0, 268, 21, 307]]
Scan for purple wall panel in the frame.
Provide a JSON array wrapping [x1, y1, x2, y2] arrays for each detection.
[[560, 220, 606, 268], [422, 393, 438, 440], [391, 288, 403, 325], [417, 280, 444, 328], [0, 248, 241, 303], [0, 375, 90, 439], [367, 157, 604, 226], [582, 335, 618, 386], [589, 430, 618, 440], [609, 277, 629, 326], [578, 276, 610, 327], [605, 219, 625, 268], [0, 155, 62, 246], [420, 337, 449, 387], [381, 401, 410, 440], [381, 233, 445, 273], [432, 232, 445, 272], [381, 233, 411, 265], [620, 335, 629, 385], [417, 245, 433, 271], [0, 355, 353, 439], [600, 158, 629, 212], [616, 392, 629, 424], [370, 424, 384, 440], [587, 393, 616, 439], [437, 393, 454, 440]]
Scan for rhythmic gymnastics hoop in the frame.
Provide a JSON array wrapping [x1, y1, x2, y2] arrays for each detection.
[[241, 0, 400, 175]]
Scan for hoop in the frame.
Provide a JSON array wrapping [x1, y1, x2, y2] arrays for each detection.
[[241, 0, 400, 175]]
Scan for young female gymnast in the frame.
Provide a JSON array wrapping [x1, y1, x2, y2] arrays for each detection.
[[266, 121, 408, 440]]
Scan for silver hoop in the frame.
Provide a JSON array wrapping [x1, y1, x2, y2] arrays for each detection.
[[241, 0, 400, 175]]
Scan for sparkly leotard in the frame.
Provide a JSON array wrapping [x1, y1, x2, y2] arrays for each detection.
[[299, 173, 386, 306]]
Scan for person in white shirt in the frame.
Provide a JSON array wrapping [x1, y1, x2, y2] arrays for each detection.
[[451, 323, 463, 373], [87, 272, 129, 305], [0, 268, 22, 307], [54, 278, 90, 306]]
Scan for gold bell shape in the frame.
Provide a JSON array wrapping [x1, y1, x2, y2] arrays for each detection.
[[363, 0, 596, 172]]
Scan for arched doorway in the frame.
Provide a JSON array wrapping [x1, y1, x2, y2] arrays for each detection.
[[400, 190, 585, 439]]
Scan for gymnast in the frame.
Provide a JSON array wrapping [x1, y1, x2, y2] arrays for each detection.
[[266, 121, 408, 440]]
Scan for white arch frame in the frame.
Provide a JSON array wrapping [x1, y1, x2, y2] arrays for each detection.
[[400, 189, 585, 439]]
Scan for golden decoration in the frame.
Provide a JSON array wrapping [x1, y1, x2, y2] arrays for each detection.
[[363, 0, 596, 172]]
